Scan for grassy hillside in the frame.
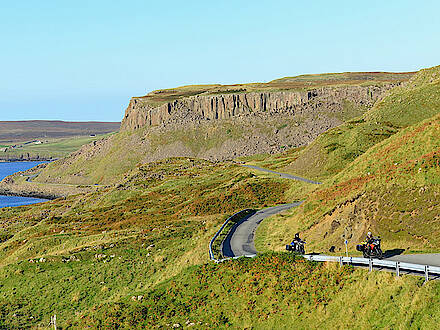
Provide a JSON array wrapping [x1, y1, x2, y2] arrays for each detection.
[[256, 113, 440, 254], [18, 70, 415, 186], [1, 149, 438, 327], [71, 254, 440, 328], [0, 133, 113, 161], [0, 158, 303, 327], [139, 72, 413, 108], [1, 68, 438, 329], [32, 113, 357, 185], [249, 66, 440, 181]]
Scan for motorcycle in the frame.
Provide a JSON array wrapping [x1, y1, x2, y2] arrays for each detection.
[[356, 237, 383, 259], [286, 240, 306, 255]]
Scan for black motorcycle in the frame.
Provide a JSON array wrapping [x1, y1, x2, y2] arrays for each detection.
[[356, 237, 383, 259], [286, 240, 306, 255]]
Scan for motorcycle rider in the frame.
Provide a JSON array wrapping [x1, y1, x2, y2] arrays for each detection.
[[290, 233, 303, 251], [361, 231, 377, 255], [366, 231, 374, 244]]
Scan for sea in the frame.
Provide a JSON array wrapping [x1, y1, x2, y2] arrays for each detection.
[[0, 161, 48, 208]]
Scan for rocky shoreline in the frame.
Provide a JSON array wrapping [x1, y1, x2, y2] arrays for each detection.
[[0, 157, 57, 162], [0, 163, 99, 200], [0, 187, 58, 200]]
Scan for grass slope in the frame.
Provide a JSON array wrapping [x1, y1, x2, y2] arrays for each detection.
[[26, 71, 415, 186], [0, 158, 297, 327], [32, 115, 343, 185], [250, 66, 440, 181], [256, 113, 440, 254], [0, 133, 113, 161], [76, 253, 440, 329]]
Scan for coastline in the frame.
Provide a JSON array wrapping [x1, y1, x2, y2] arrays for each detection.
[[0, 162, 97, 202], [0, 187, 59, 200], [0, 157, 57, 162]]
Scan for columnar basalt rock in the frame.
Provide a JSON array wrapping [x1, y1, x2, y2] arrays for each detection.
[[121, 85, 398, 131]]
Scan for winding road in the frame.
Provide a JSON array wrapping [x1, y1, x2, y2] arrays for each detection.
[[222, 202, 303, 258], [222, 165, 318, 258], [243, 165, 321, 184], [223, 165, 440, 271]]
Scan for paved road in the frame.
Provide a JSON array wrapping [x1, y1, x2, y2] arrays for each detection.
[[222, 202, 303, 258], [387, 254, 440, 267], [223, 166, 440, 271], [222, 166, 319, 258], [243, 165, 322, 184], [26, 172, 40, 182]]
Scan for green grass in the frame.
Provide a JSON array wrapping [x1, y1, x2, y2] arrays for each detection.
[[256, 113, 440, 254], [242, 66, 440, 183], [137, 72, 413, 108], [239, 147, 304, 171], [0, 158, 292, 327], [0, 134, 113, 160], [70, 253, 440, 329]]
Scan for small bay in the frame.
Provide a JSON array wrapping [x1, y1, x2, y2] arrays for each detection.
[[0, 161, 48, 208]]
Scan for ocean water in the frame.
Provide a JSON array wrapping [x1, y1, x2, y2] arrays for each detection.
[[0, 161, 48, 208]]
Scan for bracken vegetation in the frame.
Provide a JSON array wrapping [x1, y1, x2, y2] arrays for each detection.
[[1, 67, 439, 328], [77, 253, 440, 329], [0, 158, 291, 327], [256, 68, 440, 254], [249, 66, 440, 182]]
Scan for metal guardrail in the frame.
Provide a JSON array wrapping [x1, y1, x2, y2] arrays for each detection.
[[209, 209, 253, 262], [303, 255, 440, 281]]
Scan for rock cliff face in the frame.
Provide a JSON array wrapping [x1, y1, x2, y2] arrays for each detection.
[[15, 81, 403, 186], [121, 85, 398, 131]]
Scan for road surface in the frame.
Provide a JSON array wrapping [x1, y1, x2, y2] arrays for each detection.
[[222, 166, 318, 258], [222, 202, 303, 258], [224, 166, 440, 271], [387, 253, 440, 267], [243, 165, 321, 184]]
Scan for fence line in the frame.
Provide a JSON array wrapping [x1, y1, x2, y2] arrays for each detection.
[[208, 211, 439, 281], [303, 255, 440, 281]]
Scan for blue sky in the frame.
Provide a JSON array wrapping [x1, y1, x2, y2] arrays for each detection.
[[1, 0, 439, 122]]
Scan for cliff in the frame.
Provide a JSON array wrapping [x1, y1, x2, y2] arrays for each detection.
[[9, 72, 416, 186], [121, 84, 398, 131]]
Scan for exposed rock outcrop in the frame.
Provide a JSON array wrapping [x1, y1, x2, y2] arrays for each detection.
[[121, 85, 398, 131]]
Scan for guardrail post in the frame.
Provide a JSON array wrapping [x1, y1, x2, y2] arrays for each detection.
[[425, 265, 429, 282], [339, 257, 343, 267], [369, 258, 373, 272], [395, 262, 400, 277]]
